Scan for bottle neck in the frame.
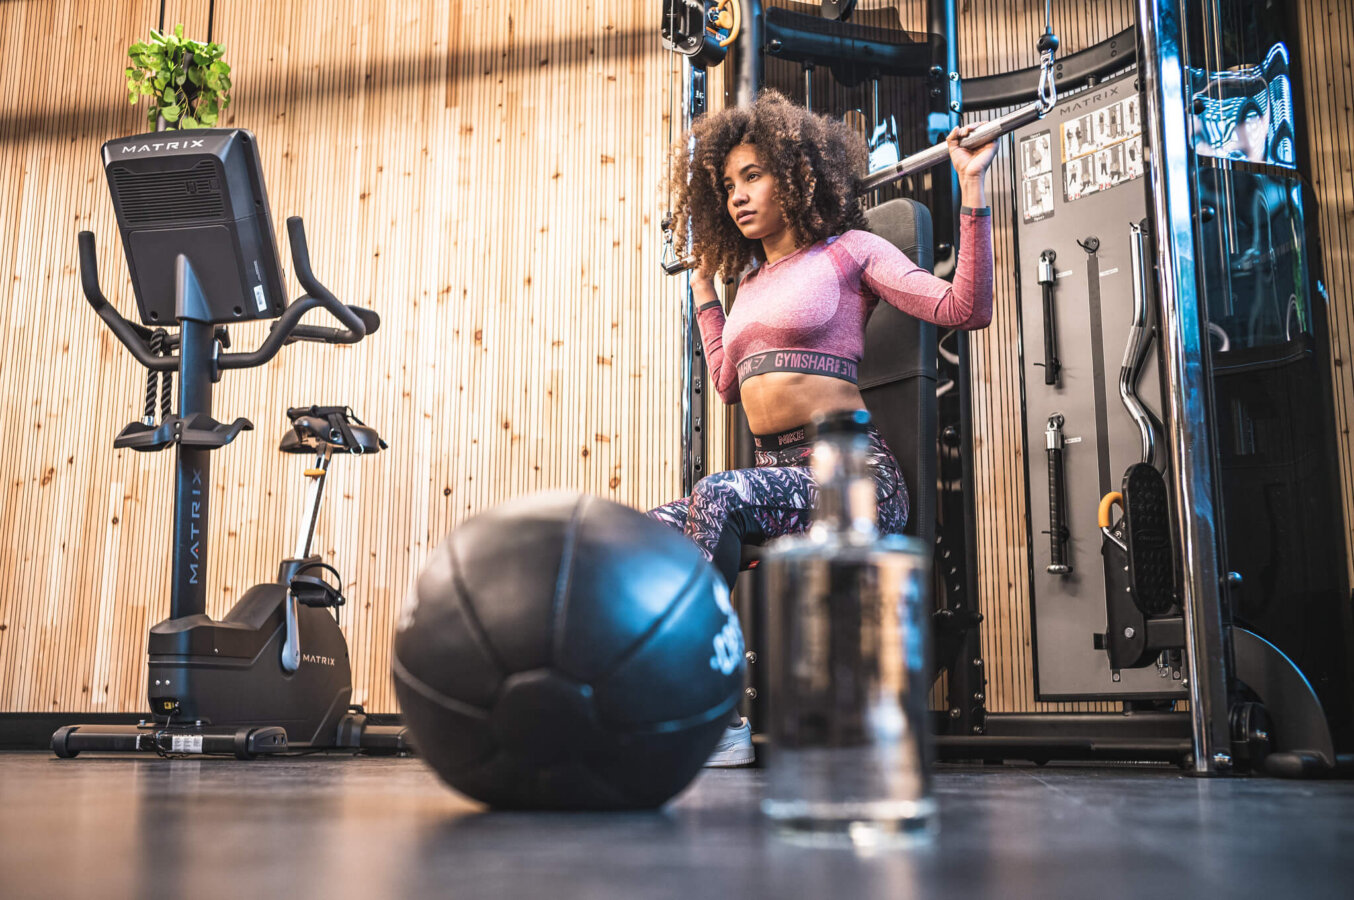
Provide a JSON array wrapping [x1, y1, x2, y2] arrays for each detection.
[[808, 432, 878, 542]]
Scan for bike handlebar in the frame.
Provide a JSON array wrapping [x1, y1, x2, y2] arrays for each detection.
[[281, 217, 366, 342], [79, 231, 176, 371], [78, 216, 373, 373]]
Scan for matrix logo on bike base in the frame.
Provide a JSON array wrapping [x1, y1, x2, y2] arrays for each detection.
[[189, 468, 203, 585]]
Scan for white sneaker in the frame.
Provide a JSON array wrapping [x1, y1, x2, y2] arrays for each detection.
[[704, 717, 755, 767]]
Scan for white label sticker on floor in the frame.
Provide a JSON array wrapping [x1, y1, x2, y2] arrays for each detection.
[[171, 734, 204, 754], [253, 284, 267, 313]]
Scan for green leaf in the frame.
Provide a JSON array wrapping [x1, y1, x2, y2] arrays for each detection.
[[187, 67, 204, 87], [175, 67, 187, 86], [181, 115, 199, 129], [161, 103, 181, 122], [174, 22, 184, 39]]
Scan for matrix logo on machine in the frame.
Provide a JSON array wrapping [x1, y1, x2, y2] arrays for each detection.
[[708, 580, 744, 676], [302, 653, 336, 667], [119, 139, 207, 154]]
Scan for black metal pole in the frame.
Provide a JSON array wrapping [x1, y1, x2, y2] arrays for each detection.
[[169, 319, 214, 621], [730, 1, 764, 475], [1135, 0, 1233, 774], [928, 0, 985, 737]]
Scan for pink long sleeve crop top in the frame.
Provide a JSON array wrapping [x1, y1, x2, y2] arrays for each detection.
[[695, 209, 994, 405]]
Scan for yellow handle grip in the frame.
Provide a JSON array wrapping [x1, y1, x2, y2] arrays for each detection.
[[1098, 491, 1123, 529], [716, 0, 741, 48]]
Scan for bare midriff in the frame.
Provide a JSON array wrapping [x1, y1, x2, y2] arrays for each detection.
[[739, 371, 865, 434]]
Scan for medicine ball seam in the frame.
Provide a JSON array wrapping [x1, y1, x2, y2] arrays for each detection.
[[607, 693, 741, 736], [390, 652, 491, 720], [444, 537, 511, 679], [549, 494, 588, 666], [590, 563, 710, 689]]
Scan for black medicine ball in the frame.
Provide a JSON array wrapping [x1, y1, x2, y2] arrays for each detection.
[[393, 491, 745, 810]]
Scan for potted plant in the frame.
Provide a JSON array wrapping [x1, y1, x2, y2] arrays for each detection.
[[125, 23, 232, 130]]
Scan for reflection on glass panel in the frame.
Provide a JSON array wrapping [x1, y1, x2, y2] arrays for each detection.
[[1197, 167, 1308, 352], [1190, 43, 1295, 167]]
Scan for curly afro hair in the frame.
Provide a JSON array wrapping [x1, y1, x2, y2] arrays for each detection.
[[664, 89, 869, 280]]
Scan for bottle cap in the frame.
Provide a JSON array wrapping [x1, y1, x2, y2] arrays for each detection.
[[808, 408, 872, 440]]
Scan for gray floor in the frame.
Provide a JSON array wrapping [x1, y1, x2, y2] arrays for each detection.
[[2, 753, 1352, 900]]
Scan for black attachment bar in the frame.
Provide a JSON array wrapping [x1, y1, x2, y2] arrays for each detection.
[[1045, 413, 1071, 575], [1037, 249, 1061, 386]]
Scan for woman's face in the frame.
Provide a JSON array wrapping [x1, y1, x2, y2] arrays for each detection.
[[722, 143, 787, 241]]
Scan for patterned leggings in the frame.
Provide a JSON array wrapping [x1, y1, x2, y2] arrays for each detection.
[[647, 423, 909, 588]]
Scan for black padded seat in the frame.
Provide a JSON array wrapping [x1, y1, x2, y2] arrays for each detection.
[[739, 197, 938, 568], [280, 408, 386, 454]]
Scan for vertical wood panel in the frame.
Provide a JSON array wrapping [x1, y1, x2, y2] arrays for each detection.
[[1295, 0, 1354, 590], [0, 0, 687, 713]]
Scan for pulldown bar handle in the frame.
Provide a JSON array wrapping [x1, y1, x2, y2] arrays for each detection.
[[661, 102, 1044, 275]]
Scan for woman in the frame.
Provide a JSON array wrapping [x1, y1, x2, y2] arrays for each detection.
[[648, 90, 996, 768], [649, 89, 996, 591]]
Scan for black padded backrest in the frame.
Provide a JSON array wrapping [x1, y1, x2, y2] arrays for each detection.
[[859, 198, 938, 549]]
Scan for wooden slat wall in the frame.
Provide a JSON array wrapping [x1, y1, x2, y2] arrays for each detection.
[[0, 0, 689, 713], [1295, 0, 1354, 590]]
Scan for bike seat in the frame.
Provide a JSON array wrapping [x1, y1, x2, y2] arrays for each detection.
[[279, 405, 386, 454]]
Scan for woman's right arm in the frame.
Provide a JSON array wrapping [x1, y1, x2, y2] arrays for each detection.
[[692, 274, 741, 405]]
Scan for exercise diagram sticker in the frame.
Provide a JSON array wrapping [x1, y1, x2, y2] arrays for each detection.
[[1062, 92, 1144, 202], [1019, 130, 1054, 223]]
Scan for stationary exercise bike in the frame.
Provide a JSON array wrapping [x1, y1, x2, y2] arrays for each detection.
[[52, 129, 406, 758]]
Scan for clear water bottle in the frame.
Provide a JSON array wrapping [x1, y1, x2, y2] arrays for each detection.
[[759, 409, 935, 847]]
